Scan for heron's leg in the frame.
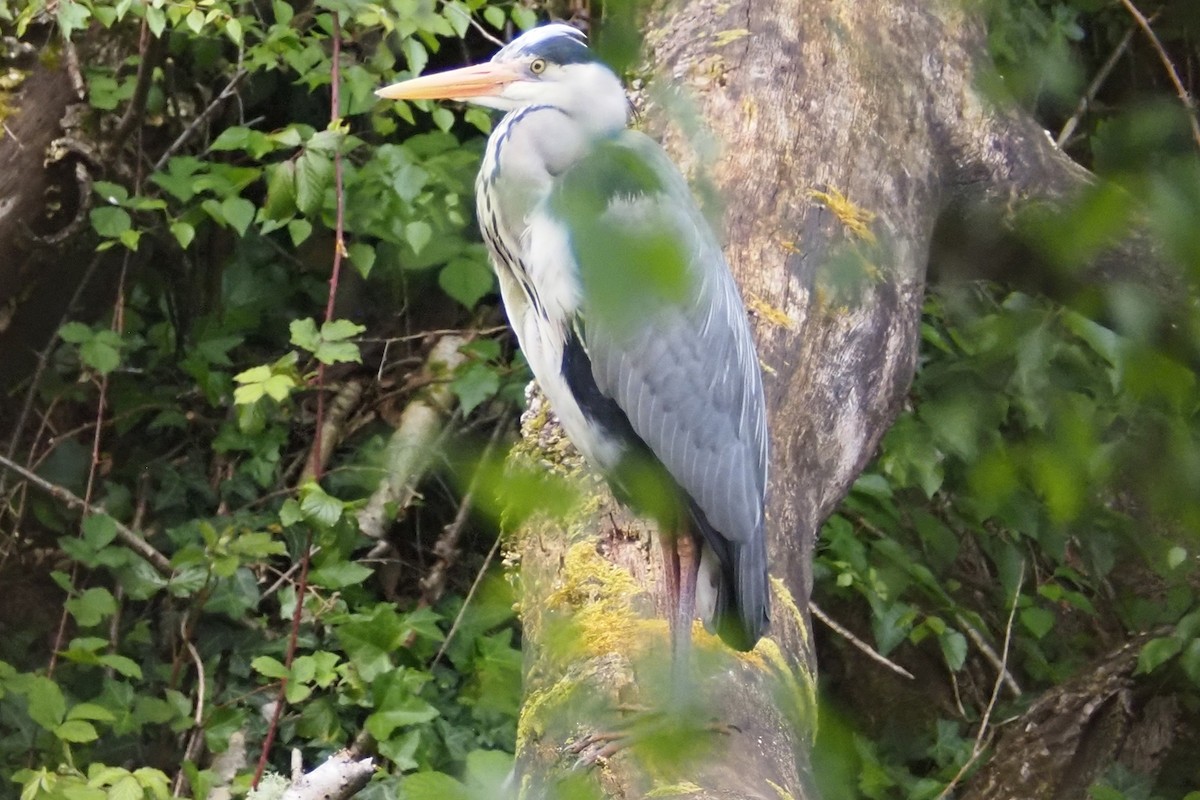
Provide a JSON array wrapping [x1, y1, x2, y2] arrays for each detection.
[[660, 533, 680, 640], [672, 532, 698, 688]]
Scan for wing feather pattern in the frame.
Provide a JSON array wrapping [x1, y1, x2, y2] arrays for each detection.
[[540, 131, 769, 647]]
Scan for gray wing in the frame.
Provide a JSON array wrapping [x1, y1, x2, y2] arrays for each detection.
[[546, 131, 769, 640]]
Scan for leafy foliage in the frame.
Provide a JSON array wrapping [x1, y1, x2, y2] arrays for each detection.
[[0, 0, 542, 797]]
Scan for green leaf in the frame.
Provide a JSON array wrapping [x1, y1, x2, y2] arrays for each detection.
[[288, 218, 313, 247], [1136, 636, 1182, 675], [299, 483, 343, 527], [289, 318, 320, 352], [80, 330, 122, 374], [59, 321, 93, 343], [170, 221, 195, 249], [439, 257, 495, 308], [1020, 606, 1056, 639], [365, 695, 440, 741], [67, 702, 115, 722], [938, 629, 967, 671], [348, 242, 376, 278], [1167, 546, 1187, 570], [65, 587, 117, 627], [26, 676, 66, 730], [224, 16, 242, 45], [451, 362, 499, 416], [264, 161, 298, 221], [510, 5, 537, 30], [296, 150, 334, 215], [93, 181, 128, 204], [1180, 638, 1200, 684], [405, 220, 432, 254], [210, 127, 252, 151], [403, 772, 470, 800], [108, 775, 142, 800], [221, 196, 256, 236], [431, 106, 455, 133], [90, 207, 132, 238], [482, 5, 505, 29], [98, 654, 143, 679], [310, 561, 374, 589], [54, 719, 98, 743], [145, 5, 166, 36], [251, 656, 289, 679], [186, 7, 204, 33]]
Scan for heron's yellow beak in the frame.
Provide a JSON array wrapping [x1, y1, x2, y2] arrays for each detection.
[[376, 62, 524, 101]]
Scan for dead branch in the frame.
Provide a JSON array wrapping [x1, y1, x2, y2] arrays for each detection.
[[300, 379, 365, 484], [356, 334, 469, 540], [0, 453, 172, 575], [275, 750, 375, 800]]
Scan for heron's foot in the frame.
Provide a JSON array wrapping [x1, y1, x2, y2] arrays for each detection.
[[566, 729, 632, 768], [564, 704, 732, 770]]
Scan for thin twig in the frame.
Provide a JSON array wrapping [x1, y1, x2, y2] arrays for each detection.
[[301, 379, 364, 484], [432, 531, 503, 667], [251, 532, 313, 787], [153, 69, 248, 171], [956, 612, 1022, 697], [253, 12, 346, 787], [420, 418, 509, 607], [936, 562, 1025, 800], [0, 454, 173, 575], [1, 253, 103, 500], [810, 601, 915, 680], [439, 0, 505, 47], [1118, 0, 1200, 150], [1057, 23, 1138, 147], [109, 18, 163, 153]]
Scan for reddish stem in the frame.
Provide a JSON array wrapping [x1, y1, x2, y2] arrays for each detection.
[[252, 11, 346, 785]]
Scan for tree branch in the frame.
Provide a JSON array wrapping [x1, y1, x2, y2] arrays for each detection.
[[0, 453, 173, 575]]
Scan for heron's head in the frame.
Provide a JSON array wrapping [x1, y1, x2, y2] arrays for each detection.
[[377, 24, 628, 132]]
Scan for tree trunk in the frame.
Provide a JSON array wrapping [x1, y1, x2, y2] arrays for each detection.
[[509, 1, 1175, 798]]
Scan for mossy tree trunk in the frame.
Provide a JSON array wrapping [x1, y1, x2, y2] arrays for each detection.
[[510, 1, 1175, 798]]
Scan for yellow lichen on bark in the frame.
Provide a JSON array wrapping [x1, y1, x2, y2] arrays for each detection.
[[809, 187, 877, 243]]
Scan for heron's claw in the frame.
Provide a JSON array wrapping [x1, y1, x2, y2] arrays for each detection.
[[566, 730, 630, 769]]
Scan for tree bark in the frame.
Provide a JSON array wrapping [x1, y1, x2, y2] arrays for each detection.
[[506, 1, 1176, 797]]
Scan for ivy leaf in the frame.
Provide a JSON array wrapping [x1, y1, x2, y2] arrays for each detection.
[[310, 561, 374, 589], [299, 482, 344, 527], [403, 772, 470, 800]]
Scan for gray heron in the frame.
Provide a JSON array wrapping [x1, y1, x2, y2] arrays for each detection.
[[378, 23, 769, 668]]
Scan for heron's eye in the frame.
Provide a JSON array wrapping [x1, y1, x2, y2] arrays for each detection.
[[529, 58, 547, 75]]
